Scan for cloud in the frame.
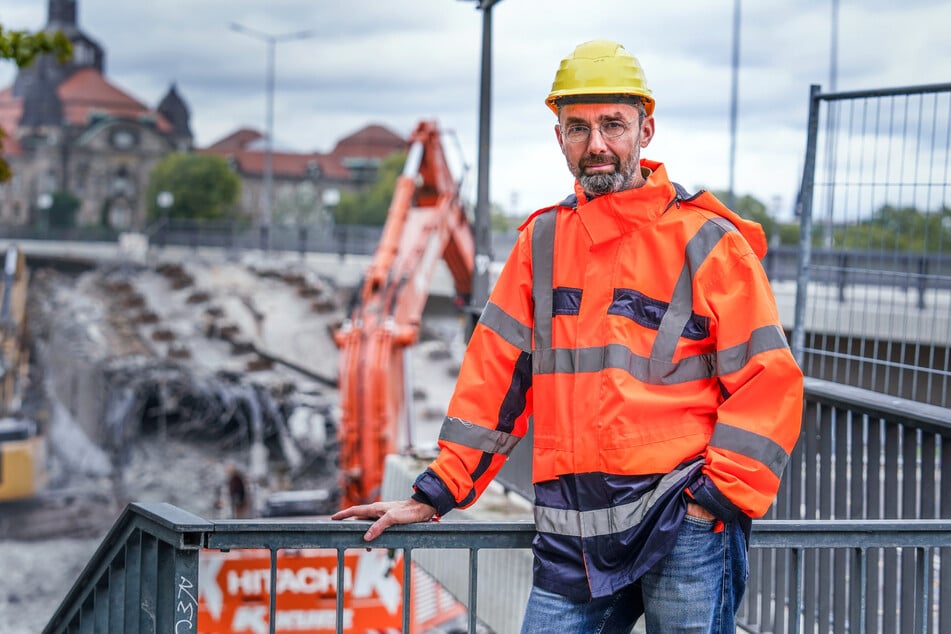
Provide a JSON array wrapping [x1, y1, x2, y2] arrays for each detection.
[[2, 0, 950, 219]]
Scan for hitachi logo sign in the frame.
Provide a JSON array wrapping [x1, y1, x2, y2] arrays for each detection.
[[231, 606, 353, 632], [226, 566, 353, 596]]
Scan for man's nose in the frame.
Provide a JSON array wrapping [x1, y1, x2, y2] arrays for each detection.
[[586, 126, 609, 152]]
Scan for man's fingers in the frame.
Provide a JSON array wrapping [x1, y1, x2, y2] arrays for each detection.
[[364, 516, 393, 542]]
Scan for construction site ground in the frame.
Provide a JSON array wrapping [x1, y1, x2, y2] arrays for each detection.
[[0, 248, 465, 633]]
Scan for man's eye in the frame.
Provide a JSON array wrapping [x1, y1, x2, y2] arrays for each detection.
[[566, 125, 589, 135], [602, 121, 626, 134]]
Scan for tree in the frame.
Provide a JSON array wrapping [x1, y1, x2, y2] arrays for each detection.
[[0, 26, 72, 181], [834, 204, 951, 253], [711, 190, 777, 242], [333, 152, 406, 226], [146, 153, 241, 221], [47, 190, 80, 227]]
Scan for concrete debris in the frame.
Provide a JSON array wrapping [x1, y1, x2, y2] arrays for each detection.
[[0, 250, 466, 633]]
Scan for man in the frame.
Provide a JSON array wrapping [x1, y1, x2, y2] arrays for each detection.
[[333, 40, 804, 633]]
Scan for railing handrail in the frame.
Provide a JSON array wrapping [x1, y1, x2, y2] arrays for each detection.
[[44, 502, 951, 633], [803, 377, 951, 433]]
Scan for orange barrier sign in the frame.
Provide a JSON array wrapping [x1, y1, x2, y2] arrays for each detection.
[[197, 548, 465, 633]]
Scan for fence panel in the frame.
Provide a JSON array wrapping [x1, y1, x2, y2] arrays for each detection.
[[793, 82, 951, 408]]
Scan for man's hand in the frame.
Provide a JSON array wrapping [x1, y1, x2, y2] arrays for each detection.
[[331, 499, 437, 542], [686, 501, 716, 521]]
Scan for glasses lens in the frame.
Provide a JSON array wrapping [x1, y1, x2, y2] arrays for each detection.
[[565, 127, 588, 143], [601, 121, 627, 139]]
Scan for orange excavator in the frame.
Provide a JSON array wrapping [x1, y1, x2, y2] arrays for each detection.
[[197, 121, 475, 634], [333, 119, 475, 507]]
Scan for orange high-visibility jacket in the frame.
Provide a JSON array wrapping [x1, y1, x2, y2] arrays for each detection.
[[413, 160, 804, 598]]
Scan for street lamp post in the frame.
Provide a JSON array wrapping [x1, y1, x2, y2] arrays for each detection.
[[459, 0, 504, 337], [230, 22, 314, 250]]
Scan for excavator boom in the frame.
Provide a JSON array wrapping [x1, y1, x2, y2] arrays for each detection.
[[334, 120, 474, 507]]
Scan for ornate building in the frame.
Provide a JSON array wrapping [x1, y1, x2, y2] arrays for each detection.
[[0, 0, 408, 231], [0, 0, 192, 229]]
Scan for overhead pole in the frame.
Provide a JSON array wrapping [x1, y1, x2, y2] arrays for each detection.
[[460, 0, 503, 337], [727, 0, 741, 211], [230, 23, 314, 251]]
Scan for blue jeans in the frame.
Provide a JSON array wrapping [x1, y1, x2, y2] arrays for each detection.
[[520, 515, 748, 633]]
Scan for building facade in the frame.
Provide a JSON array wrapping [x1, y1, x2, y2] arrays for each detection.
[[0, 0, 408, 231]]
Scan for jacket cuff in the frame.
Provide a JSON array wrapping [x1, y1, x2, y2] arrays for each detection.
[[687, 474, 744, 521], [412, 468, 458, 518]]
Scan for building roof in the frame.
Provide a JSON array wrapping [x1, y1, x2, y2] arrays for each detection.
[[203, 128, 264, 153], [58, 68, 173, 132], [330, 124, 407, 162], [0, 67, 173, 138], [201, 124, 407, 181]]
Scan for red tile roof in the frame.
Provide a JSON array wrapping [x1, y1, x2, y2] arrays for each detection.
[[0, 86, 22, 139], [331, 123, 407, 162], [202, 124, 407, 181], [0, 67, 173, 138], [203, 128, 264, 152], [58, 68, 173, 132]]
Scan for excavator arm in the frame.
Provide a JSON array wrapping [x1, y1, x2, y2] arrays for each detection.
[[333, 120, 474, 507]]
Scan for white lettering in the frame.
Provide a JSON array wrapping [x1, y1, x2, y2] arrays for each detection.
[[231, 605, 268, 634], [225, 566, 353, 596], [231, 607, 354, 633], [275, 608, 351, 630], [227, 569, 270, 596]]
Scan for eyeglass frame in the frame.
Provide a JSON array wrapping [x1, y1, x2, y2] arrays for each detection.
[[559, 118, 641, 144]]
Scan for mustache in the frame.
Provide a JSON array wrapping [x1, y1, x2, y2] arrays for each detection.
[[579, 154, 619, 169]]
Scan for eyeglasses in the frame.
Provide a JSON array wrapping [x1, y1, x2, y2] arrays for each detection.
[[560, 119, 638, 144]]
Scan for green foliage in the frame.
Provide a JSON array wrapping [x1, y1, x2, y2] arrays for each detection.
[[0, 26, 72, 67], [332, 152, 406, 226], [711, 190, 777, 242], [146, 153, 241, 221], [777, 222, 801, 246], [0, 26, 73, 182], [832, 205, 951, 253], [46, 190, 80, 227], [491, 209, 517, 232]]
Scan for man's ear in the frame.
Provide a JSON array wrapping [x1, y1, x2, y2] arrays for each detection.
[[640, 116, 655, 148], [554, 123, 566, 154]]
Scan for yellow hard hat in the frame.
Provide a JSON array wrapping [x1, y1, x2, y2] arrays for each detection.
[[546, 40, 655, 116]]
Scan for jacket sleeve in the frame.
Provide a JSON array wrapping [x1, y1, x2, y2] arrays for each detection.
[[413, 225, 536, 516], [689, 236, 804, 520]]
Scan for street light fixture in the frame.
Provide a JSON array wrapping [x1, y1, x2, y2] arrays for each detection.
[[230, 22, 315, 249]]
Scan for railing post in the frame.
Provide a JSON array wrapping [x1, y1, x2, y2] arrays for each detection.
[[298, 226, 308, 258], [837, 252, 848, 303], [792, 84, 822, 366], [917, 255, 927, 310]]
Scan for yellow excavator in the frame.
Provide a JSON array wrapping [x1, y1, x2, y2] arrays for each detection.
[[0, 244, 46, 501]]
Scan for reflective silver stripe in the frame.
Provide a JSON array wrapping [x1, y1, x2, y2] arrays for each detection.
[[438, 416, 521, 456], [534, 461, 700, 537], [710, 423, 789, 478], [718, 325, 790, 376], [652, 219, 736, 363], [533, 344, 715, 384], [531, 210, 556, 351], [479, 301, 532, 353]]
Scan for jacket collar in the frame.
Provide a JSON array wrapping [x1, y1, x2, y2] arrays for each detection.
[[570, 159, 675, 245]]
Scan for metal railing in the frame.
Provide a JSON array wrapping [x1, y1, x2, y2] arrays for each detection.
[[42, 376, 951, 633], [42, 502, 951, 634]]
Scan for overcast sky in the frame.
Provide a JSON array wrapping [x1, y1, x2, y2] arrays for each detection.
[[2, 0, 951, 220]]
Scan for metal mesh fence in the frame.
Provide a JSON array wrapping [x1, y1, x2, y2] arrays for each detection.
[[793, 83, 951, 408]]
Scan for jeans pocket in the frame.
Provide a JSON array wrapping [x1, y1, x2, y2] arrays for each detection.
[[681, 514, 716, 530]]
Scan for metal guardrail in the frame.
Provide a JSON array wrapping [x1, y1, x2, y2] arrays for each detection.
[[42, 503, 951, 634]]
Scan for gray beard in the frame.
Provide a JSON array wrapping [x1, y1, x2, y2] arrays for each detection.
[[579, 171, 627, 196], [573, 151, 641, 197]]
